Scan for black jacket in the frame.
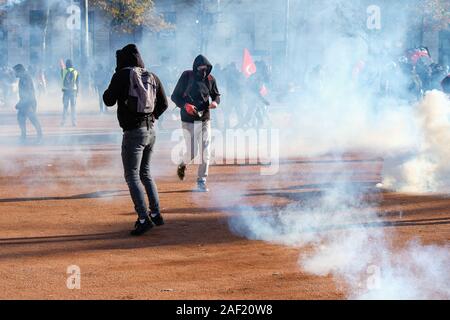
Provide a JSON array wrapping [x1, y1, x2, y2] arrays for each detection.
[[103, 44, 168, 131], [171, 55, 220, 123], [17, 73, 37, 111]]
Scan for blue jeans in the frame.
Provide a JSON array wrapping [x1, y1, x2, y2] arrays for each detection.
[[121, 126, 160, 220], [62, 90, 77, 125]]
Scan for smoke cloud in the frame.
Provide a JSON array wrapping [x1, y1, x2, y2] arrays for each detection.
[[383, 90, 450, 193], [228, 169, 450, 299]]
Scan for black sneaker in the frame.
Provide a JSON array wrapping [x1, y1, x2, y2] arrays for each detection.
[[177, 164, 186, 181], [130, 218, 153, 236], [197, 180, 209, 192], [150, 214, 165, 226]]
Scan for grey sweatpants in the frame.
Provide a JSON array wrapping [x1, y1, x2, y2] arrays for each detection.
[[181, 120, 211, 182]]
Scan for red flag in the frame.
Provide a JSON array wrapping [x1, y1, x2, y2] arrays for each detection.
[[241, 48, 256, 78], [411, 51, 428, 64]]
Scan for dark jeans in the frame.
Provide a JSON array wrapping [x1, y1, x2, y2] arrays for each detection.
[[121, 126, 160, 220], [62, 90, 77, 125], [17, 108, 42, 138]]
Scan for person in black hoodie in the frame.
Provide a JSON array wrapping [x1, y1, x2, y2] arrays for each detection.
[[103, 44, 168, 236], [171, 55, 221, 192], [13, 64, 43, 143]]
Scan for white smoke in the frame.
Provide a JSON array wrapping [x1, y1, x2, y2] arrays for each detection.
[[383, 90, 450, 193], [228, 173, 450, 299]]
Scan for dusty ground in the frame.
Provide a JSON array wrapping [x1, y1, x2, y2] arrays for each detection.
[[0, 111, 449, 300]]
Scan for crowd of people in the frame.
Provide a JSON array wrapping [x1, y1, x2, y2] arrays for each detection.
[[1, 46, 449, 145], [350, 48, 449, 103], [0, 57, 274, 132]]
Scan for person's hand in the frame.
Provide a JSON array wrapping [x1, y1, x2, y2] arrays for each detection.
[[184, 103, 198, 116], [209, 101, 218, 109]]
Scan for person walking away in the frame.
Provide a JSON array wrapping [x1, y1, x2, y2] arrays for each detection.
[[61, 59, 79, 126], [103, 44, 168, 236], [171, 55, 221, 192], [0, 66, 15, 108], [35, 67, 47, 97], [13, 64, 42, 143], [239, 66, 270, 129], [224, 62, 244, 129], [94, 64, 109, 113]]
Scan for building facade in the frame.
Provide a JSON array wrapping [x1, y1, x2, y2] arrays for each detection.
[[0, 0, 448, 75], [0, 0, 110, 69]]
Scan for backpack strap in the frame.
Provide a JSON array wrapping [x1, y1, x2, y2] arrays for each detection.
[[63, 68, 77, 90]]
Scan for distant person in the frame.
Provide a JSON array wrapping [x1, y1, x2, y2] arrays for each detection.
[[0, 66, 15, 108], [103, 44, 168, 236], [430, 63, 447, 90], [223, 62, 244, 129], [13, 64, 42, 143], [35, 67, 47, 97], [0, 66, 7, 107], [239, 64, 270, 129], [171, 55, 221, 192], [308, 64, 325, 94], [415, 59, 432, 92], [442, 75, 450, 96], [93, 64, 108, 113], [211, 63, 224, 128], [61, 59, 79, 126], [153, 56, 173, 130]]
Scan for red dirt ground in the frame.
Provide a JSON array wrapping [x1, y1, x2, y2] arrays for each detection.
[[0, 112, 448, 299]]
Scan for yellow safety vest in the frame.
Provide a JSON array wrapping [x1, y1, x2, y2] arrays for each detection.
[[62, 67, 79, 90]]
